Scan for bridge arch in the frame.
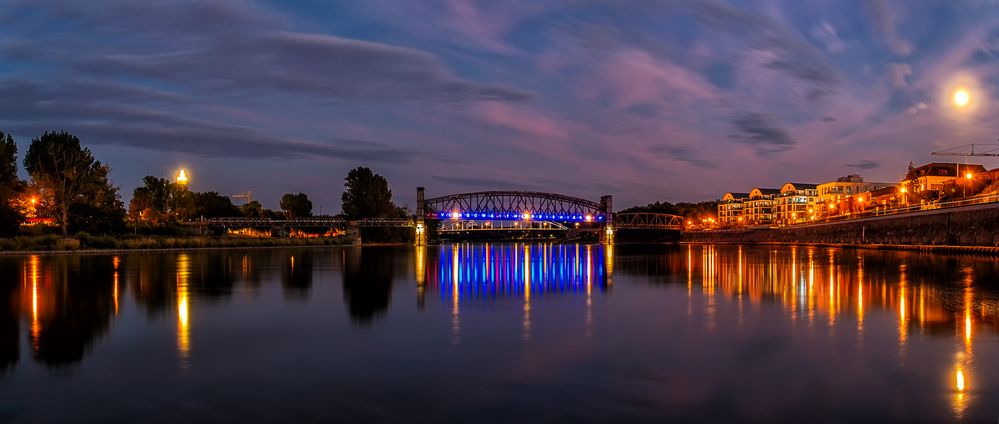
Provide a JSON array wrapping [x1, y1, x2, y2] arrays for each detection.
[[423, 191, 608, 222]]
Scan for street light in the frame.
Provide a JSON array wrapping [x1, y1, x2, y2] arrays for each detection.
[[176, 168, 189, 185]]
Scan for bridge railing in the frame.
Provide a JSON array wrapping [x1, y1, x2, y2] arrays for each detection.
[[192, 217, 414, 228], [438, 220, 568, 232]]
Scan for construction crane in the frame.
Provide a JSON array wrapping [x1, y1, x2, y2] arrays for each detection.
[[231, 191, 252, 204], [931, 142, 999, 157]]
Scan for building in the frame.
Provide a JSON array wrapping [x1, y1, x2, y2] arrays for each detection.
[[867, 185, 901, 212], [774, 182, 818, 226], [718, 192, 749, 226], [902, 162, 986, 204], [817, 175, 895, 217], [743, 188, 780, 226]]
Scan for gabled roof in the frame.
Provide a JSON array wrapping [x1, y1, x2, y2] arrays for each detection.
[[783, 182, 819, 190], [722, 192, 751, 200]]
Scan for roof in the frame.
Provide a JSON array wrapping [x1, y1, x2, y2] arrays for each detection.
[[749, 188, 781, 197], [723, 192, 751, 199], [784, 182, 819, 190]]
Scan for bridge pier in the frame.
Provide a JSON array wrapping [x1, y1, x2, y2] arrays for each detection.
[[600, 195, 614, 244], [415, 187, 427, 246]]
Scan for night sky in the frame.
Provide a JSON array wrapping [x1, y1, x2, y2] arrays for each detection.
[[3, 0, 999, 211]]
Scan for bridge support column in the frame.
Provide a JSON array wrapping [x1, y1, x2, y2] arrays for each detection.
[[347, 221, 361, 245], [415, 187, 427, 246], [600, 195, 614, 244]]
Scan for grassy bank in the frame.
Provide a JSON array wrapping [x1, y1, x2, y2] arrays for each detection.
[[0, 233, 355, 253]]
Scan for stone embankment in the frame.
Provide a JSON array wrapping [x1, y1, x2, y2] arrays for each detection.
[[684, 202, 999, 249]]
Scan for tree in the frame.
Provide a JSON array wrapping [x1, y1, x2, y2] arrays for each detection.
[[341, 167, 394, 219], [0, 130, 24, 236], [280, 193, 313, 219], [129, 176, 172, 220], [23, 131, 110, 236], [69, 162, 126, 234], [241, 200, 264, 218], [191, 191, 240, 218]]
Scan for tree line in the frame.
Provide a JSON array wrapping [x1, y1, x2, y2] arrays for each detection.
[[0, 129, 410, 238]]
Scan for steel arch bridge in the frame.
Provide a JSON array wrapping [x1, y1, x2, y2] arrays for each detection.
[[613, 212, 684, 230], [423, 191, 608, 222]]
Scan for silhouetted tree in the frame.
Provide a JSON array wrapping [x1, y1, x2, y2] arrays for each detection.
[[191, 191, 240, 218], [241, 200, 264, 217], [23, 131, 112, 235], [279, 193, 313, 219], [341, 167, 395, 219], [69, 162, 126, 235], [0, 130, 24, 236], [129, 176, 172, 220]]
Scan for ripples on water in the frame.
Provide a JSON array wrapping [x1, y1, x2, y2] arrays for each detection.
[[0, 244, 997, 422]]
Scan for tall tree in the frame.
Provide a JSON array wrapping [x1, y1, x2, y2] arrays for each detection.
[[341, 167, 395, 219], [23, 131, 112, 235], [70, 162, 126, 234], [0, 130, 24, 236], [280, 193, 313, 219], [0, 130, 22, 198], [129, 176, 172, 219]]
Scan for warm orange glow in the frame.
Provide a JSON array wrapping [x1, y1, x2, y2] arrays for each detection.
[[965, 172, 973, 180], [585, 214, 593, 222], [900, 187, 907, 194], [176, 168, 189, 185], [177, 253, 191, 359], [953, 89, 970, 108], [30, 196, 37, 205], [956, 369, 966, 391]]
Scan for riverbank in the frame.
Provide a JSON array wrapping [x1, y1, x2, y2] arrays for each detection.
[[0, 234, 355, 255], [683, 201, 999, 254], [681, 240, 999, 255]]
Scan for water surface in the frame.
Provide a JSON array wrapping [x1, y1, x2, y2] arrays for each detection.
[[1, 244, 997, 422]]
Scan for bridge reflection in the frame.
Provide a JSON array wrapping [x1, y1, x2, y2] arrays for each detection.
[[418, 243, 612, 300]]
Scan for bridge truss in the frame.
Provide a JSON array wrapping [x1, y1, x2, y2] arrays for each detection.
[[613, 212, 683, 230], [424, 191, 606, 222]]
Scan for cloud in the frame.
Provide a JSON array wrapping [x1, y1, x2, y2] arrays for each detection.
[[845, 160, 881, 170], [820, 116, 837, 123], [3, 1, 531, 105], [473, 102, 568, 139], [887, 63, 912, 88], [864, 0, 914, 56], [729, 113, 795, 154], [685, 0, 840, 100], [432, 175, 540, 190], [650, 144, 717, 169], [75, 31, 531, 104], [810, 22, 846, 54], [591, 49, 720, 110]]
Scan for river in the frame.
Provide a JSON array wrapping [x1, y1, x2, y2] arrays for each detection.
[[0, 244, 997, 422]]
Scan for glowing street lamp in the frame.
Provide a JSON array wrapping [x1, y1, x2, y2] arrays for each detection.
[[176, 168, 189, 185]]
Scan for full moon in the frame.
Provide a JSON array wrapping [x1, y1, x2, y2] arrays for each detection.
[[953, 89, 970, 107]]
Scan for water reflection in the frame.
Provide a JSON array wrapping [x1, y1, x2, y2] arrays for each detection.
[[669, 244, 999, 420], [0, 245, 997, 421], [342, 247, 395, 324], [418, 243, 612, 342]]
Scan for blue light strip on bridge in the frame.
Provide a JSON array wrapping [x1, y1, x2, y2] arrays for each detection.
[[434, 211, 605, 222]]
